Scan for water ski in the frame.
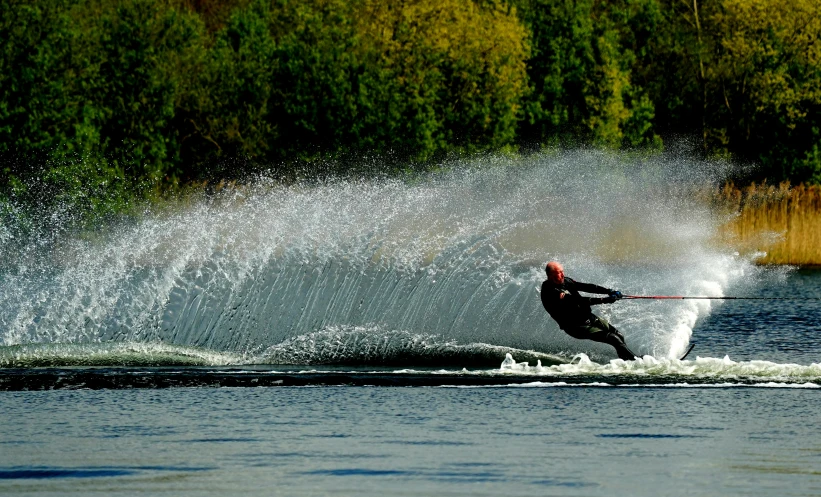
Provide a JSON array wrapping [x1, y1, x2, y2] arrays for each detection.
[[625, 342, 694, 361]]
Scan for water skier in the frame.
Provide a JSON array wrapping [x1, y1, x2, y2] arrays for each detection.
[[540, 261, 638, 361]]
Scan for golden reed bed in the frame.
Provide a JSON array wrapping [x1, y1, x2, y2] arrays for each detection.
[[716, 183, 821, 266]]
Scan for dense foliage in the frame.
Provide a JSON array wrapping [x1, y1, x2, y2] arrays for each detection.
[[2, 0, 821, 218]]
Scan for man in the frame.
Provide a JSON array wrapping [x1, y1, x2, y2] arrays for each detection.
[[540, 261, 638, 361]]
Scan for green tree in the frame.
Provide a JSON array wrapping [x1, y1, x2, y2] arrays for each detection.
[[0, 0, 78, 182], [637, 0, 821, 182], [69, 0, 209, 187], [709, 0, 821, 182], [355, 0, 531, 157], [1, 0, 210, 195], [512, 0, 660, 149], [193, 0, 531, 172]]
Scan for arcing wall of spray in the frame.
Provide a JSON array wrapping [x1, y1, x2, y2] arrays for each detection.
[[0, 150, 764, 361]]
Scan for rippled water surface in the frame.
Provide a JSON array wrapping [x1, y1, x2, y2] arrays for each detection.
[[2, 386, 820, 497], [695, 269, 821, 364]]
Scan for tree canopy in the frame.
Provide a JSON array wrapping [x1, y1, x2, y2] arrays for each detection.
[[2, 0, 821, 218]]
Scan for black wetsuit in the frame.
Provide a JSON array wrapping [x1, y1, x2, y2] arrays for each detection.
[[540, 277, 638, 360]]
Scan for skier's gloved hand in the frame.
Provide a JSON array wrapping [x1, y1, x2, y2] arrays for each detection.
[[602, 295, 618, 304], [609, 290, 623, 300]]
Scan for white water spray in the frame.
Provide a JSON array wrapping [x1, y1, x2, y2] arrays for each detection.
[[0, 150, 760, 362]]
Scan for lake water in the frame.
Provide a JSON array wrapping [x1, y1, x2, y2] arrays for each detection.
[[2, 384, 820, 497], [1, 153, 820, 495]]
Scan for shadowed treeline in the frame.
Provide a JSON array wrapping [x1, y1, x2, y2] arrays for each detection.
[[2, 0, 821, 220]]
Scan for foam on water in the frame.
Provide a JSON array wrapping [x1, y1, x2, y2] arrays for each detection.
[[0, 342, 242, 367], [499, 352, 821, 383], [0, 150, 768, 363]]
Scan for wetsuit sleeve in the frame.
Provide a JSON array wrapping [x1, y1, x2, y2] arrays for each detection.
[[569, 279, 613, 295], [566, 279, 615, 306]]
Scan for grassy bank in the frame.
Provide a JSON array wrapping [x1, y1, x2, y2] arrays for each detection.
[[718, 183, 821, 266]]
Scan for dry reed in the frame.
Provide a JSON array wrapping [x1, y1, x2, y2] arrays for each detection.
[[716, 182, 821, 265]]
